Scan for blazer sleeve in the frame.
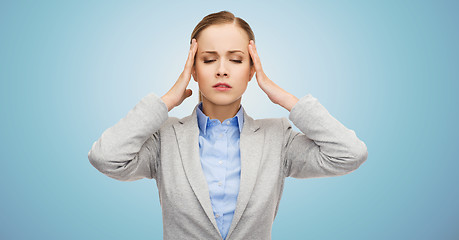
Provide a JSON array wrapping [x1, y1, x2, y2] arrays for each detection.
[[281, 94, 368, 178], [88, 93, 168, 181]]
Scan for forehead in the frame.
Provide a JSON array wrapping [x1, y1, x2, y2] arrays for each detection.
[[198, 24, 249, 52]]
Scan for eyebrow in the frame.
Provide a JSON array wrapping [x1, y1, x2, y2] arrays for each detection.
[[201, 50, 245, 55]]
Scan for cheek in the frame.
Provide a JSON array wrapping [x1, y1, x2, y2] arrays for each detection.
[[195, 66, 212, 79], [235, 65, 252, 78]]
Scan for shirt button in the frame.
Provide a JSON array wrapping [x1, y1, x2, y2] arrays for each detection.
[[218, 160, 223, 164], [216, 214, 220, 218], [218, 182, 222, 186], [226, 121, 230, 125]]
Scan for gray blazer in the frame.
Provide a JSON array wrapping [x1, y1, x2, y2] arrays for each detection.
[[88, 93, 368, 240]]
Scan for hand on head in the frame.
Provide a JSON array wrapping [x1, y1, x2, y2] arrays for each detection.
[[161, 39, 198, 111], [248, 40, 299, 111]]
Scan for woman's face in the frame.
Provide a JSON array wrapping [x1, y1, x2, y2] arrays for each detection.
[[192, 24, 255, 106]]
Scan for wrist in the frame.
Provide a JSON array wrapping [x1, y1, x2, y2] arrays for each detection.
[[281, 93, 299, 112], [160, 94, 174, 112]]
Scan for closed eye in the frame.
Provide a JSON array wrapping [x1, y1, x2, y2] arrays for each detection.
[[203, 60, 242, 64]]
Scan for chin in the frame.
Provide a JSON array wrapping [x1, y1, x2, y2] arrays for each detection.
[[203, 94, 242, 106]]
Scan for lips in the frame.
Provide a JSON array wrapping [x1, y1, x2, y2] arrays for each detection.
[[212, 82, 232, 88]]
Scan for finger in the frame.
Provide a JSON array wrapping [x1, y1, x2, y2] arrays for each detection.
[[184, 39, 195, 72], [185, 89, 193, 98], [180, 89, 193, 104], [249, 40, 260, 67], [183, 39, 198, 75], [248, 40, 263, 73], [191, 39, 198, 67]]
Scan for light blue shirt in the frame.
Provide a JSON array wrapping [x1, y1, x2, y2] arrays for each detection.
[[196, 102, 244, 240]]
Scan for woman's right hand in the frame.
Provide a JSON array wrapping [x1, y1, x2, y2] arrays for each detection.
[[161, 38, 198, 112]]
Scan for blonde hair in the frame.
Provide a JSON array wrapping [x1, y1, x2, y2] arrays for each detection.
[[190, 10, 255, 102]]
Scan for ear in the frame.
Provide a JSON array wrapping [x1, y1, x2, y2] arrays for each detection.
[[249, 65, 255, 82], [192, 66, 197, 82]]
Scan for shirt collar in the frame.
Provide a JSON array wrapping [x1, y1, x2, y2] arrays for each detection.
[[196, 102, 244, 135]]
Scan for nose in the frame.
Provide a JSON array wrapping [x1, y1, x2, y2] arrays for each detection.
[[216, 61, 228, 78], [216, 72, 228, 77]]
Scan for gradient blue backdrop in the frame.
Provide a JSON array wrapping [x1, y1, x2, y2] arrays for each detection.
[[1, 0, 458, 239]]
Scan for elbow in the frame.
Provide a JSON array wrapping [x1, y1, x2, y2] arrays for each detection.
[[88, 149, 127, 181], [349, 140, 368, 171], [87, 144, 138, 182], [357, 141, 368, 164], [334, 140, 368, 176], [314, 140, 368, 177], [87, 142, 112, 176], [88, 146, 105, 173]]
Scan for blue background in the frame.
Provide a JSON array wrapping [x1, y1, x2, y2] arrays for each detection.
[[1, 0, 458, 239]]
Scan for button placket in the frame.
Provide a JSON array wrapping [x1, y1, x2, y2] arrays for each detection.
[[217, 125, 226, 190]]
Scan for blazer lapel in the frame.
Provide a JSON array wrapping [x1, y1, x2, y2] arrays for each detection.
[[226, 109, 264, 240], [173, 105, 220, 235]]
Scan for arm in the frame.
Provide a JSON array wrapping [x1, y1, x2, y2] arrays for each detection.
[[88, 93, 168, 181], [89, 39, 199, 181], [247, 40, 367, 178], [281, 94, 368, 178]]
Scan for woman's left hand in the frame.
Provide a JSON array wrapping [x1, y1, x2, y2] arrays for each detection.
[[248, 40, 299, 111]]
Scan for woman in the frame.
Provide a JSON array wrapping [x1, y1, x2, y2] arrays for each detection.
[[88, 10, 368, 240]]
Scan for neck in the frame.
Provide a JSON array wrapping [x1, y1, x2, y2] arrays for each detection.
[[201, 97, 241, 123]]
